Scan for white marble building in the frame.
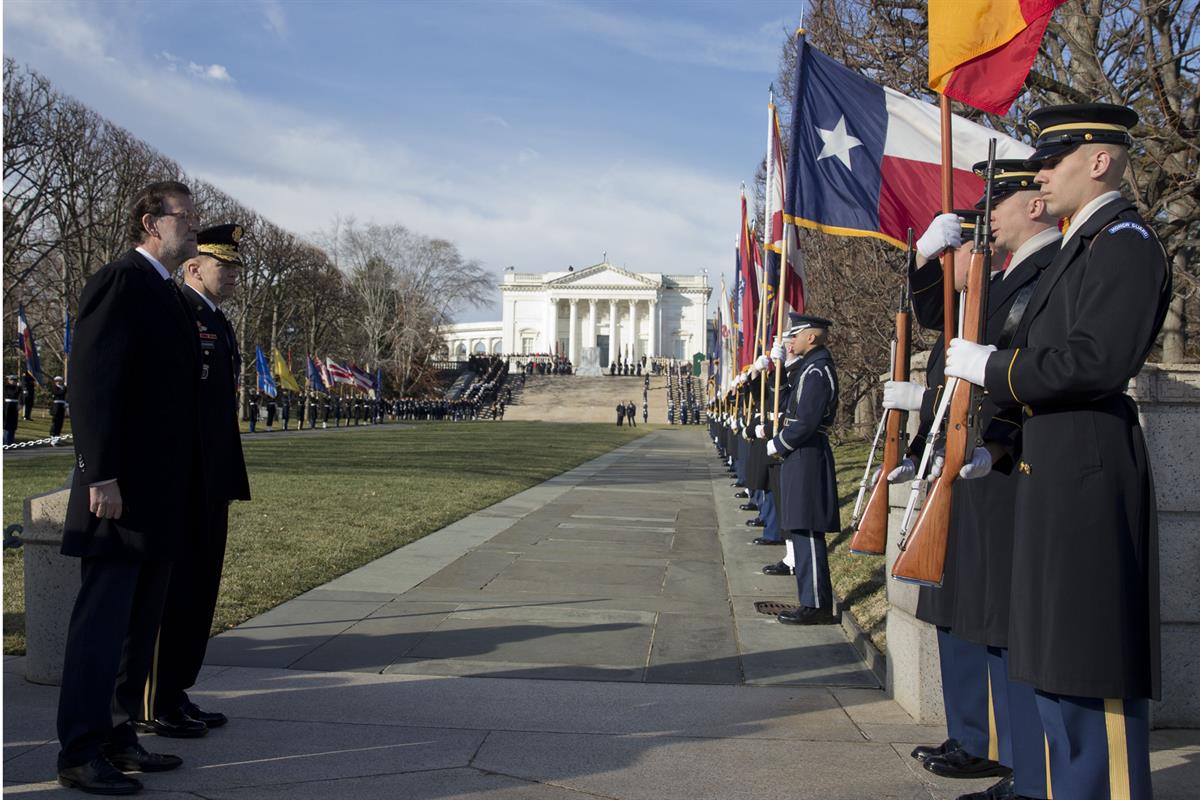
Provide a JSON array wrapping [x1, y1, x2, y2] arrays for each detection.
[[442, 262, 711, 367]]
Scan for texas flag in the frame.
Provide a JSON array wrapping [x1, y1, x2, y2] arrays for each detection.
[[786, 38, 1032, 249]]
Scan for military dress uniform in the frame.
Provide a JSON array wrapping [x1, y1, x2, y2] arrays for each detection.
[[144, 227, 250, 733], [951, 105, 1171, 800], [770, 315, 839, 622], [3, 376, 21, 445], [49, 378, 68, 440]]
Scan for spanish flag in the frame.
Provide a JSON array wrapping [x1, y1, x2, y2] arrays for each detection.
[[928, 0, 1067, 115], [271, 347, 301, 393]]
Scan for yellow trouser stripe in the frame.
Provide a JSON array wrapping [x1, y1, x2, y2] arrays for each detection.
[[143, 626, 163, 719], [1104, 698, 1131, 800], [987, 669, 999, 762], [1045, 733, 1054, 799]]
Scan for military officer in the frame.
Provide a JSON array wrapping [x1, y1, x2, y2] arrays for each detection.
[[767, 314, 840, 625], [945, 104, 1170, 800], [138, 223, 251, 739], [280, 391, 291, 431], [49, 376, 68, 444], [264, 390, 277, 431], [247, 388, 259, 432], [22, 371, 35, 420]]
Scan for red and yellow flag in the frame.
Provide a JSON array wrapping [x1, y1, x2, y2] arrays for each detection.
[[928, 0, 1067, 115]]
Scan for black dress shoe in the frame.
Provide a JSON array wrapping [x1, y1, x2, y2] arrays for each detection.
[[762, 561, 794, 576], [745, 518, 765, 527], [730, 482, 745, 488], [738, 503, 759, 511], [101, 743, 182, 773], [132, 708, 208, 738], [751, 536, 784, 546], [924, 747, 1011, 779], [183, 702, 228, 728], [733, 491, 750, 499], [912, 737, 960, 762], [58, 757, 143, 795], [777, 606, 837, 625], [956, 775, 1017, 800]]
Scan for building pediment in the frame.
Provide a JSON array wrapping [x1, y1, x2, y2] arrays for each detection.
[[545, 262, 661, 289]]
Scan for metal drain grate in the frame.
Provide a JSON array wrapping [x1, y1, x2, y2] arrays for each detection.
[[754, 601, 801, 616]]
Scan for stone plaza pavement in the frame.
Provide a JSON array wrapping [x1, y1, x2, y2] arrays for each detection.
[[5, 428, 1198, 798]]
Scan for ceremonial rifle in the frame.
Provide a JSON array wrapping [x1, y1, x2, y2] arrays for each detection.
[[891, 140, 997, 586], [849, 229, 914, 554]]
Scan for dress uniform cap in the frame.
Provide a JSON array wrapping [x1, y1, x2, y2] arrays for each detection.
[[1025, 103, 1137, 166], [784, 313, 832, 337], [954, 209, 982, 240], [196, 223, 244, 266], [971, 160, 1039, 210], [53, 376, 64, 383]]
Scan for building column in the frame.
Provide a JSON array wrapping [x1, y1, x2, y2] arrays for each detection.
[[568, 299, 579, 364], [544, 298, 556, 354], [608, 299, 619, 365], [628, 299, 638, 361], [587, 299, 597, 348], [649, 299, 658, 358]]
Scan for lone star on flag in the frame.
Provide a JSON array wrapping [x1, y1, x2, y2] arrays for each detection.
[[815, 115, 863, 170]]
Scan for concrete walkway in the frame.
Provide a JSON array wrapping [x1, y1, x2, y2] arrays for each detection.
[[5, 428, 1198, 798]]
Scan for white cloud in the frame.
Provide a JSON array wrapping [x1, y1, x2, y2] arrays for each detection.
[[4, 0, 734, 323], [261, 0, 288, 39]]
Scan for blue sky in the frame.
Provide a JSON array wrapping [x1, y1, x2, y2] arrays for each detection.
[[3, 0, 799, 321]]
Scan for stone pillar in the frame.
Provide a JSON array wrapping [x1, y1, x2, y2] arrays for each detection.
[[628, 299, 638, 361], [588, 299, 597, 348], [609, 299, 619, 365], [649, 299, 658, 358], [568, 299, 579, 364], [544, 298, 557, 354], [22, 478, 76, 686]]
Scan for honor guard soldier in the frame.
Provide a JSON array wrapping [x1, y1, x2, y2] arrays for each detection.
[[945, 103, 1170, 800], [139, 223, 252, 740], [3, 375, 20, 445], [264, 389, 277, 431], [247, 388, 259, 433], [766, 314, 839, 625], [280, 391, 291, 431], [21, 371, 35, 420], [49, 376, 68, 444]]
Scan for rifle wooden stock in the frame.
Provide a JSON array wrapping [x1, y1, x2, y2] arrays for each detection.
[[850, 307, 911, 555], [892, 251, 988, 586]]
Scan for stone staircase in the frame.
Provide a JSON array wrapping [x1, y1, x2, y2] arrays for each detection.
[[503, 374, 669, 423]]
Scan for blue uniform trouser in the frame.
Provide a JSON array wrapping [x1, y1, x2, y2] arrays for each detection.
[[757, 490, 781, 542], [734, 438, 747, 484], [936, 627, 991, 759], [1035, 692, 1151, 800], [789, 530, 831, 609], [987, 646, 1048, 798]]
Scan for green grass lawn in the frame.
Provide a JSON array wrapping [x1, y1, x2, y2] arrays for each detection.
[[2, 421, 647, 655], [5, 413, 73, 445], [828, 438, 887, 654]]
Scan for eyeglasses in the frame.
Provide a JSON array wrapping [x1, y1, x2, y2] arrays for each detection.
[[158, 210, 201, 225]]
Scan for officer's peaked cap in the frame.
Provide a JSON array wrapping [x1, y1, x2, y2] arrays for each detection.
[[197, 223, 244, 266], [972, 160, 1039, 210], [784, 313, 832, 337], [1024, 103, 1137, 166]]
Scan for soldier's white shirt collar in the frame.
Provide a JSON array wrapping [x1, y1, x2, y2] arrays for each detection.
[[1006, 227, 1063, 276], [184, 283, 217, 312], [135, 246, 171, 280], [1061, 191, 1122, 248]]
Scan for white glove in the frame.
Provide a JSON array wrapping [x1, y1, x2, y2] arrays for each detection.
[[929, 454, 945, 479], [916, 212, 963, 259], [882, 380, 924, 411], [869, 466, 882, 486], [755, 355, 770, 371], [766, 440, 778, 457], [755, 424, 766, 438], [770, 342, 785, 361], [944, 338, 997, 387], [887, 457, 916, 483], [731, 419, 740, 432], [959, 447, 993, 480]]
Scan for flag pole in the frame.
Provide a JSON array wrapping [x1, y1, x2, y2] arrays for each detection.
[[759, 85, 776, 415], [939, 96, 956, 339]]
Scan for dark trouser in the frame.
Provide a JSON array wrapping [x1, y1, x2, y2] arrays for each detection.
[[50, 403, 66, 436], [150, 501, 229, 718], [266, 406, 276, 427], [987, 646, 1048, 798], [789, 529, 831, 609], [757, 490, 781, 542], [936, 627, 991, 760], [57, 556, 173, 768], [1035, 692, 1151, 800]]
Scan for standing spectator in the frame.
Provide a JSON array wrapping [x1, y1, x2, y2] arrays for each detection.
[[55, 180, 201, 794], [4, 375, 20, 445], [615, 402, 625, 426], [626, 400, 637, 427], [49, 376, 68, 445]]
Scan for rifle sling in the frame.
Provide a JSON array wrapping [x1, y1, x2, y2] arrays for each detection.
[[996, 280, 1039, 351]]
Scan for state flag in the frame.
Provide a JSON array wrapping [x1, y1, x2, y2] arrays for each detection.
[[255, 346, 278, 398], [16, 305, 44, 385], [306, 356, 329, 394], [786, 38, 1032, 249], [325, 358, 354, 385], [271, 348, 301, 393]]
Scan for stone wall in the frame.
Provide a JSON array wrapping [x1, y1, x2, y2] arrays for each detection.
[[885, 360, 1200, 728]]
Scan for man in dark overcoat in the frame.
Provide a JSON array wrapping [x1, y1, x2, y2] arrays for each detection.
[[138, 224, 251, 739], [55, 180, 201, 794], [767, 314, 839, 625], [945, 104, 1171, 800]]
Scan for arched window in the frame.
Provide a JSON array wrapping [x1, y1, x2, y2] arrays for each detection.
[[455, 343, 467, 357], [473, 341, 487, 354]]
